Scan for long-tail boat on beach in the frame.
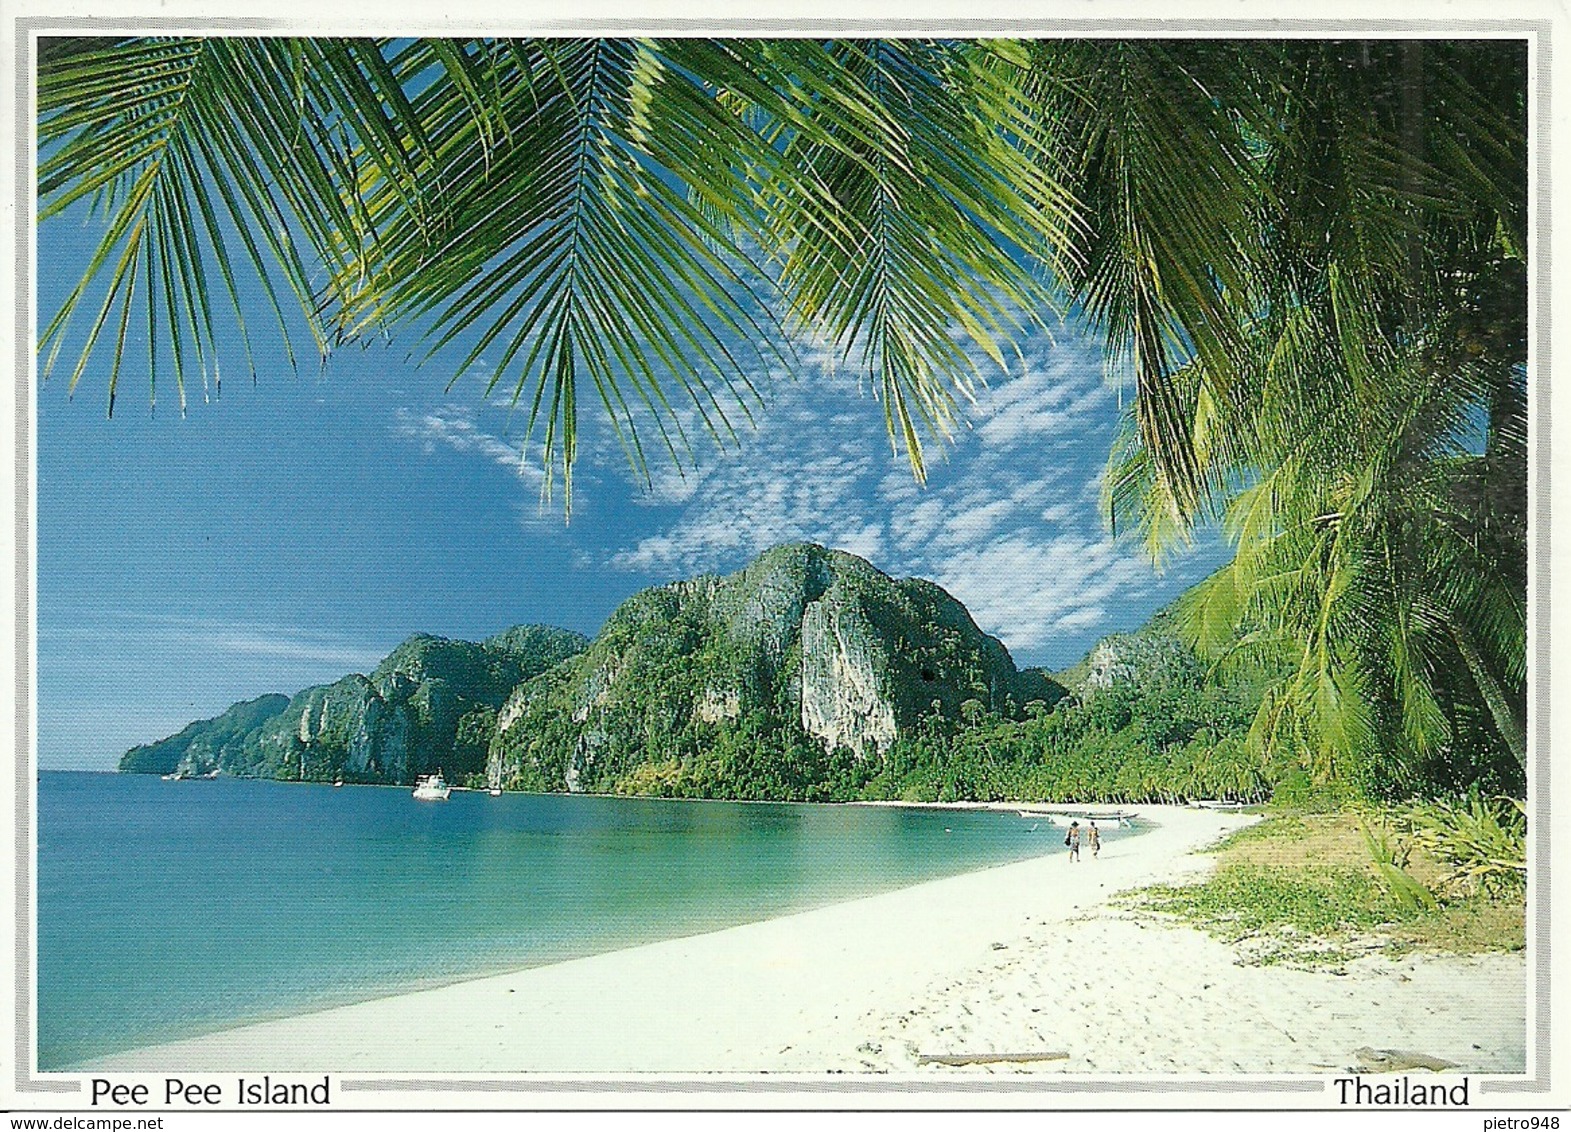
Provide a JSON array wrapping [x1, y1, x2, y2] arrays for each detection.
[[1017, 809, 1137, 828]]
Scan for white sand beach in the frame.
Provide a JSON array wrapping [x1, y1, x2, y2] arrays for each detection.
[[86, 805, 1525, 1075]]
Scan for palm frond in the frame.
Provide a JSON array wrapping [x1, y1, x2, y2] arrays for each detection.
[[38, 36, 429, 411], [761, 39, 1072, 478]]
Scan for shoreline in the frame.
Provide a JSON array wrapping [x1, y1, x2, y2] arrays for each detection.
[[81, 803, 1525, 1075]]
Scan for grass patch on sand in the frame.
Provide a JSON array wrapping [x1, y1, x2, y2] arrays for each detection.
[[1127, 809, 1525, 968]]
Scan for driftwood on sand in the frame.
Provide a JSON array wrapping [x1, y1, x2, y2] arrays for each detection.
[[1353, 1047, 1462, 1072]]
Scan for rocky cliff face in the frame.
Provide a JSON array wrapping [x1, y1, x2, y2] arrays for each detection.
[[487, 543, 1062, 793], [123, 545, 1071, 799], [1070, 611, 1202, 699], [120, 693, 292, 776], [798, 595, 897, 755], [120, 625, 589, 783]]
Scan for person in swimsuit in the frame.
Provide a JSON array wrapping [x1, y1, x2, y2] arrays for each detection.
[[1066, 820, 1081, 862], [1087, 820, 1101, 859]]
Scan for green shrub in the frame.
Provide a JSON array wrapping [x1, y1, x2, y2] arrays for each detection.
[[1361, 822, 1438, 911], [1399, 791, 1526, 897]]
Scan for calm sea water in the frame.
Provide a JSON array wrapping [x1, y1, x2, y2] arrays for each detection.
[[38, 770, 1125, 1069]]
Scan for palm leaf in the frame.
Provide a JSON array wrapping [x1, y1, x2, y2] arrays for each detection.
[[38, 36, 431, 410]]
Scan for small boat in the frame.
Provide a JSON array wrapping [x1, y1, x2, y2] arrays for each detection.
[[412, 773, 451, 801], [333, 779, 344, 788], [160, 771, 185, 781], [488, 786, 502, 797]]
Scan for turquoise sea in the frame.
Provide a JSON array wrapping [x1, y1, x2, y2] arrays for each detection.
[[37, 770, 1126, 1069]]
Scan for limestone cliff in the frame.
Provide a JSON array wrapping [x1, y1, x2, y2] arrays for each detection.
[[1063, 610, 1202, 699], [123, 546, 1070, 799], [487, 543, 1063, 794], [120, 625, 589, 783]]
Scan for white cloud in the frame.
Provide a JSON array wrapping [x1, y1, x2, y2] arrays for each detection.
[[48, 612, 392, 671], [375, 324, 1225, 668], [389, 404, 592, 528], [392, 405, 547, 483], [208, 632, 388, 669], [598, 323, 1223, 665]]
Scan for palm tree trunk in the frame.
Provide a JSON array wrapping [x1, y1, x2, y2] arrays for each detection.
[[1451, 621, 1527, 772]]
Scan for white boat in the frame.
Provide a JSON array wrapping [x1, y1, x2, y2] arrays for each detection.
[[488, 786, 502, 797], [412, 773, 451, 801]]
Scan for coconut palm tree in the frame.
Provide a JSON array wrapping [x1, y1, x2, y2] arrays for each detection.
[[1101, 42, 1528, 790], [37, 36, 1528, 790]]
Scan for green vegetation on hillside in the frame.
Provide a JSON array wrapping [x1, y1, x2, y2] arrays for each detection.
[[854, 610, 1272, 804], [487, 543, 1060, 798], [486, 572, 1283, 805], [119, 625, 588, 783], [119, 693, 290, 776], [123, 546, 1521, 809]]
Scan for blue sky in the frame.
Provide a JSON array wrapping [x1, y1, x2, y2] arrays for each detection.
[[37, 219, 1229, 770]]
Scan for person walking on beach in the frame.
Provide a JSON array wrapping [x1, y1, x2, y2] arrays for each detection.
[[1087, 820, 1101, 859], [1065, 820, 1081, 862]]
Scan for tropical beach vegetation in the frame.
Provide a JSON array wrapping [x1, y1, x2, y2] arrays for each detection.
[[1130, 797, 1526, 966], [41, 37, 1528, 813]]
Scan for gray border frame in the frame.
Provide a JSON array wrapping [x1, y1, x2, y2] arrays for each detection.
[[8, 16, 1554, 1104], [1491, 16, 1556, 1097]]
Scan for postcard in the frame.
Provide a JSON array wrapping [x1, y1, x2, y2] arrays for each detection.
[[2, 4, 1565, 1127]]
